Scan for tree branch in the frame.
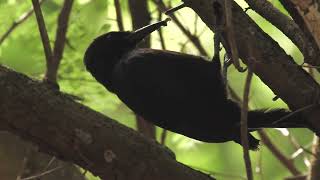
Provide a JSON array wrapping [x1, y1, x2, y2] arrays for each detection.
[[309, 136, 320, 180], [244, 0, 320, 66], [278, 0, 320, 66], [240, 67, 253, 180], [0, 65, 215, 180], [31, 0, 53, 71], [153, 0, 208, 56], [45, 0, 74, 84], [182, 0, 320, 132], [258, 130, 301, 175], [114, 0, 124, 31], [0, 0, 46, 46]]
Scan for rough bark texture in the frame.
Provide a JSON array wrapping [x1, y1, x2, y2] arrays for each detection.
[[245, 0, 320, 66], [0, 65, 214, 180], [182, 0, 320, 132], [0, 132, 85, 180], [279, 0, 320, 66]]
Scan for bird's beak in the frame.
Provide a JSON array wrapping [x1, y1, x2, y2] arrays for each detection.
[[165, 3, 186, 15], [127, 18, 170, 45]]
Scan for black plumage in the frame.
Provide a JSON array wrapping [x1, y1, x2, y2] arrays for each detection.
[[84, 20, 306, 150]]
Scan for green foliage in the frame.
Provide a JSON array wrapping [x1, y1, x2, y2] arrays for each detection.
[[0, 0, 314, 180]]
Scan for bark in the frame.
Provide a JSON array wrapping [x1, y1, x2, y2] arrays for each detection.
[[0, 65, 214, 180], [0, 132, 85, 180], [182, 0, 320, 132], [279, 0, 320, 66]]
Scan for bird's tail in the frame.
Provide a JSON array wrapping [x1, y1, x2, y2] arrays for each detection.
[[247, 109, 307, 129]]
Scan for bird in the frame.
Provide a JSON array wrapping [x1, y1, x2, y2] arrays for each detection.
[[84, 19, 307, 150]]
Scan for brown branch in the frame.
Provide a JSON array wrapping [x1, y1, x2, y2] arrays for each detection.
[[157, 11, 167, 50], [160, 129, 167, 145], [152, 0, 208, 56], [187, 165, 247, 180], [278, 0, 320, 66], [182, 0, 320, 132], [257, 130, 301, 175], [0, 65, 215, 180], [244, 0, 320, 65], [21, 166, 64, 180], [309, 136, 320, 180], [284, 175, 307, 180], [45, 0, 74, 84], [114, 0, 124, 31], [240, 66, 253, 180], [0, 0, 46, 46], [31, 0, 53, 71], [224, 0, 245, 72]]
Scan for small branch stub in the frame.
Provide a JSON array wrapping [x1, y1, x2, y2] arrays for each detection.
[[104, 150, 117, 163]]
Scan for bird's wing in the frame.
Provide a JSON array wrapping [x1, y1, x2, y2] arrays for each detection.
[[115, 48, 225, 102], [111, 48, 228, 128]]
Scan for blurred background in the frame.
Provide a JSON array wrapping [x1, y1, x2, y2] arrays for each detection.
[[0, 0, 316, 179]]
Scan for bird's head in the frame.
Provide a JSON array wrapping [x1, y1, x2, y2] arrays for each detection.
[[84, 18, 170, 87]]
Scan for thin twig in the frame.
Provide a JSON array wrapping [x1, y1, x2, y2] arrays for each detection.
[[256, 149, 264, 180], [244, 0, 320, 65], [164, 2, 186, 15], [288, 134, 315, 158], [53, 0, 74, 63], [16, 156, 29, 180], [20, 166, 64, 180], [224, 0, 245, 72], [187, 164, 247, 180], [114, 0, 124, 31], [45, 0, 74, 83], [160, 129, 167, 145], [0, 0, 46, 46], [272, 104, 316, 125], [157, 11, 166, 50], [309, 136, 320, 180], [31, 0, 53, 67], [43, 157, 56, 171], [240, 65, 253, 180], [258, 130, 301, 175], [152, 0, 208, 56], [284, 175, 307, 180]]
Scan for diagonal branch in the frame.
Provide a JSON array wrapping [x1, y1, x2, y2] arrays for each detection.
[[31, 0, 53, 69], [309, 136, 320, 180], [0, 0, 46, 46], [152, 0, 208, 56], [182, 0, 320, 132], [258, 130, 301, 175], [45, 0, 74, 84], [0, 65, 215, 180], [278, 0, 320, 66], [244, 0, 320, 66]]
